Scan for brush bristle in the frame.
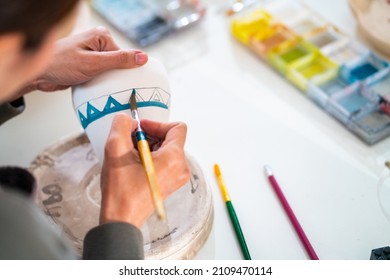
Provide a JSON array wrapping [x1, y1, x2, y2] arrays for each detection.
[[129, 89, 137, 111]]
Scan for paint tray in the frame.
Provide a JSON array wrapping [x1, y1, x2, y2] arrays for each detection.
[[307, 76, 353, 108], [326, 40, 370, 66], [306, 27, 349, 55], [366, 70, 390, 102], [231, 9, 272, 45], [327, 83, 380, 124], [349, 106, 390, 145], [340, 52, 389, 84], [287, 52, 339, 90], [268, 38, 317, 75], [91, 0, 169, 46], [151, 0, 206, 30], [249, 23, 295, 59], [230, 0, 390, 144], [90, 0, 205, 46]]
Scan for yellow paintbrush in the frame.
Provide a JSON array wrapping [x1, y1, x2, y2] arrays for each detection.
[[129, 89, 166, 220]]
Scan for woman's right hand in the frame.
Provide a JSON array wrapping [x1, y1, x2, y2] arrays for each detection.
[[99, 114, 190, 228]]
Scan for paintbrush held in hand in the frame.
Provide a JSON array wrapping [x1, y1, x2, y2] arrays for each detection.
[[130, 89, 166, 220]]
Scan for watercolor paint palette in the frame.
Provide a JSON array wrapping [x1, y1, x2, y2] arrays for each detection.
[[230, 0, 390, 144], [90, 0, 205, 47]]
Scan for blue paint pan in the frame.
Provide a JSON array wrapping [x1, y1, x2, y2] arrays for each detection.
[[340, 52, 389, 84], [307, 76, 353, 108], [327, 83, 380, 124]]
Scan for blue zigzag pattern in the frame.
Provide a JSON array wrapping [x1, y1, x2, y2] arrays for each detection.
[[77, 88, 169, 129]]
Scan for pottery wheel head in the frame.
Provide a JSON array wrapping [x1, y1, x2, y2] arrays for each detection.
[[31, 133, 213, 259]]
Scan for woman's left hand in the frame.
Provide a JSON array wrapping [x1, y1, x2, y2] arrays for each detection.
[[18, 27, 148, 94]]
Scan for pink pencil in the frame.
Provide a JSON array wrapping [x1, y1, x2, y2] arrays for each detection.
[[264, 165, 319, 260]]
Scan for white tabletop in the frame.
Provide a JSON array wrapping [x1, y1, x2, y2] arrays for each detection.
[[1, 0, 390, 260]]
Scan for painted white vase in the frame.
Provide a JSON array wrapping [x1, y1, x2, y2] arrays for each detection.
[[71, 57, 171, 162]]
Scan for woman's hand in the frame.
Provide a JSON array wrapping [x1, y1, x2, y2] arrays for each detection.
[[17, 27, 148, 95], [100, 114, 190, 228]]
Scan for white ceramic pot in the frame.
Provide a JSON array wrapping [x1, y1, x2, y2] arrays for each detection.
[[72, 57, 171, 162]]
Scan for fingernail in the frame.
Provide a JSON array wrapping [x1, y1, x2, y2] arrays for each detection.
[[135, 53, 148, 65]]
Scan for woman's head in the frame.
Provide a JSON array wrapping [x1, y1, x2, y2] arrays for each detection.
[[0, 0, 80, 102], [0, 0, 80, 50]]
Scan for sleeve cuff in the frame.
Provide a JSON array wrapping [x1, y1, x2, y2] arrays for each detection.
[[0, 97, 25, 125], [83, 222, 144, 260]]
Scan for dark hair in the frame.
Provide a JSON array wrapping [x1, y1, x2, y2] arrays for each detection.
[[0, 0, 79, 50]]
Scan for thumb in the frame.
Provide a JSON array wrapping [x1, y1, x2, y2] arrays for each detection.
[[92, 49, 148, 73]]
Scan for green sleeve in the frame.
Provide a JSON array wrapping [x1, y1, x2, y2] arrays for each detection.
[[83, 222, 144, 260]]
